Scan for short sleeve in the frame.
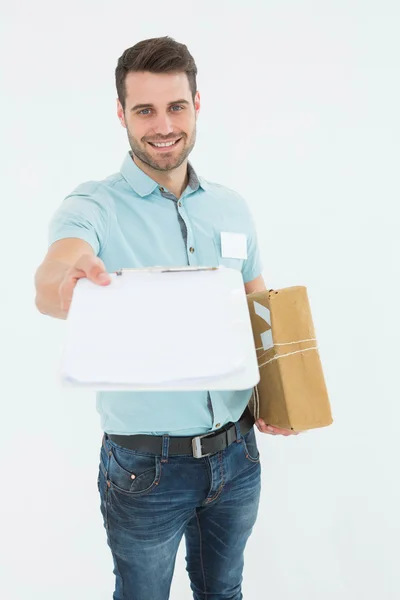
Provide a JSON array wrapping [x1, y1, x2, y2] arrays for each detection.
[[48, 186, 110, 256], [241, 208, 264, 284]]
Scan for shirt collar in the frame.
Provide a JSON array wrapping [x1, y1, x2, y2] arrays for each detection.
[[120, 150, 205, 197]]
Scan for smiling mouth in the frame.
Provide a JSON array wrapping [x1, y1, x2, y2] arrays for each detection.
[[147, 138, 182, 149]]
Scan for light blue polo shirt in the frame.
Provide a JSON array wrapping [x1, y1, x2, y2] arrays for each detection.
[[48, 151, 263, 436]]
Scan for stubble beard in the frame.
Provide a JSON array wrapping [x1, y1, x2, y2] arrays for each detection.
[[127, 125, 197, 173]]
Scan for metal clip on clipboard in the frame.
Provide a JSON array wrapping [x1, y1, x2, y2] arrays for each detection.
[[115, 266, 219, 276]]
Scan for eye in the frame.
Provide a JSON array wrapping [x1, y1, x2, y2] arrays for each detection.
[[138, 108, 151, 115], [170, 105, 184, 112]]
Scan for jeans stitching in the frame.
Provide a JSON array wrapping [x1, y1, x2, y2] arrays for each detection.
[[196, 510, 208, 598], [242, 428, 260, 463]]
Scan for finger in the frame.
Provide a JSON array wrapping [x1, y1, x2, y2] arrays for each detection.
[[256, 420, 277, 435], [266, 424, 297, 436], [266, 425, 282, 434], [273, 428, 294, 436], [59, 266, 92, 311], [86, 266, 111, 285], [256, 420, 298, 436], [78, 256, 111, 285], [59, 274, 79, 311]]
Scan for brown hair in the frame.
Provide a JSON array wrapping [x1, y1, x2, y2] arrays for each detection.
[[115, 36, 198, 112]]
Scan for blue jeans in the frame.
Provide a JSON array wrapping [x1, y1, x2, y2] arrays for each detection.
[[97, 419, 261, 600]]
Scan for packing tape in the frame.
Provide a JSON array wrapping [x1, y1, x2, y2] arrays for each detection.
[[255, 337, 317, 352], [250, 338, 318, 421], [258, 346, 318, 369], [252, 386, 260, 420], [255, 338, 318, 369]]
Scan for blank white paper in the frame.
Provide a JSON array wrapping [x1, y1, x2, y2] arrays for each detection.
[[61, 267, 259, 390]]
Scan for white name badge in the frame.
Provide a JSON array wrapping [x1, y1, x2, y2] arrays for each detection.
[[220, 232, 248, 260]]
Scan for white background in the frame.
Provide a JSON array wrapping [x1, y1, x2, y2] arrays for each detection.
[[1, 1, 399, 598]]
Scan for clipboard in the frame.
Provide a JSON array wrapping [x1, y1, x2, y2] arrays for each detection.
[[60, 265, 260, 391]]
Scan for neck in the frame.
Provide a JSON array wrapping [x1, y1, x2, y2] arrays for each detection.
[[132, 153, 189, 199]]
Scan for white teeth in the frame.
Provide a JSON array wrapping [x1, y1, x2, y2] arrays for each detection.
[[152, 140, 178, 147]]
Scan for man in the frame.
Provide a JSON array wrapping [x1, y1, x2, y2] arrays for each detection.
[[35, 36, 296, 600]]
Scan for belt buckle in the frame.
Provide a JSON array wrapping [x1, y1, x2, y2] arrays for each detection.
[[192, 433, 214, 459]]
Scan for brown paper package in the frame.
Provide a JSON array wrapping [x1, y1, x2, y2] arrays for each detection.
[[246, 286, 333, 431]]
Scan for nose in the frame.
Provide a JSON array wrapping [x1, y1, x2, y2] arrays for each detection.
[[152, 113, 175, 137]]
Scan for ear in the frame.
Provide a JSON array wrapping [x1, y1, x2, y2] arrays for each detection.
[[194, 91, 201, 118], [117, 99, 127, 129]]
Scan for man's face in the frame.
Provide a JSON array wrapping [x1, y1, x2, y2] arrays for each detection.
[[118, 71, 200, 172]]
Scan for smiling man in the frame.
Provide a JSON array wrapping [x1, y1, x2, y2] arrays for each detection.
[[35, 36, 296, 600], [124, 72, 196, 193]]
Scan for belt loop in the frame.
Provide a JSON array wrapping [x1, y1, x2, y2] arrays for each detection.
[[161, 434, 170, 463], [234, 421, 242, 443]]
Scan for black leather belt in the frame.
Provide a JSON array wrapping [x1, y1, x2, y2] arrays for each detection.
[[106, 406, 255, 459]]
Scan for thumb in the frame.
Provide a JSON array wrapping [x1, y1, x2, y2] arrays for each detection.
[[97, 272, 111, 283]]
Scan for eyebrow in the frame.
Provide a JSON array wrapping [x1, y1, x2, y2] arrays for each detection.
[[130, 99, 190, 112]]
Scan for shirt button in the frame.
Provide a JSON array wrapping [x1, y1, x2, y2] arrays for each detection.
[[159, 187, 165, 192], [178, 201, 182, 207], [216, 423, 221, 428], [189, 247, 195, 253]]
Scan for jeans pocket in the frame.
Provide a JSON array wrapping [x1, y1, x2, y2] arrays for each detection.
[[241, 427, 260, 463], [107, 444, 162, 497]]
